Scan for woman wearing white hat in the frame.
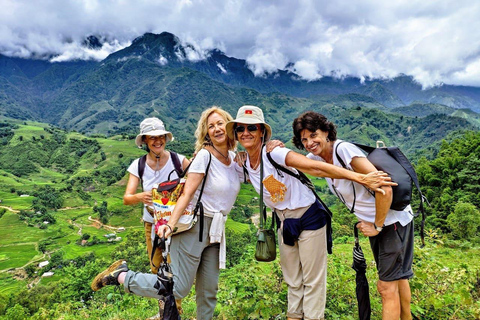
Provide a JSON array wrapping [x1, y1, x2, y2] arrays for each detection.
[[124, 117, 190, 274], [226, 105, 397, 320]]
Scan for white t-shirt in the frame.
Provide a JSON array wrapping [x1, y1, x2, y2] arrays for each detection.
[[244, 147, 315, 211], [188, 149, 241, 217], [128, 152, 186, 223], [307, 140, 413, 226]]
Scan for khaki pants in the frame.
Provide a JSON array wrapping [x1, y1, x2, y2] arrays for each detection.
[[277, 207, 327, 320], [144, 221, 163, 274]]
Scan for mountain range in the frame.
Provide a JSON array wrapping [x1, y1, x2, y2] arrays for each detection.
[[1, 31, 479, 142]]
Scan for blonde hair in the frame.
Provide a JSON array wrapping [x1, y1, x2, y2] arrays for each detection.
[[194, 106, 236, 153]]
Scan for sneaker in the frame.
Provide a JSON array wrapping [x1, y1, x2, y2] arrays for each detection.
[[91, 260, 128, 291]]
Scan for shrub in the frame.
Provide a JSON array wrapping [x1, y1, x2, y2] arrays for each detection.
[[447, 202, 480, 241]]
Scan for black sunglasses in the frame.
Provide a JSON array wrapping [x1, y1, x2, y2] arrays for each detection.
[[235, 124, 259, 134]]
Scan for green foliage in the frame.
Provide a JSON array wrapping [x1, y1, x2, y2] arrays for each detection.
[[110, 230, 150, 273], [229, 205, 254, 223], [5, 304, 29, 320], [447, 202, 480, 240], [216, 246, 286, 320], [225, 226, 255, 268], [33, 185, 62, 210], [416, 131, 480, 238], [410, 245, 480, 319], [93, 201, 109, 225]]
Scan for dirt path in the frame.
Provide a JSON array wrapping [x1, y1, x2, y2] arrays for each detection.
[[58, 206, 90, 211], [0, 205, 19, 213], [88, 216, 125, 231], [68, 220, 83, 235]]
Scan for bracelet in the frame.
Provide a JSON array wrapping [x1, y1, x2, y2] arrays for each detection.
[[166, 224, 173, 233]]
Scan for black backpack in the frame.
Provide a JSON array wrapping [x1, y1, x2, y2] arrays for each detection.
[[335, 141, 427, 246]]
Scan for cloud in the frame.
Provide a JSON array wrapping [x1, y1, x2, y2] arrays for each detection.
[[1, 0, 480, 87]]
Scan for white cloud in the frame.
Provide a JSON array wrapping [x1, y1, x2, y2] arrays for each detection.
[[1, 0, 480, 87], [216, 62, 227, 74], [50, 40, 129, 62], [158, 55, 168, 66]]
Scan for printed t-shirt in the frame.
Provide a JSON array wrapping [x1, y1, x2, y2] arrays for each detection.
[[244, 147, 315, 211], [127, 152, 186, 223]]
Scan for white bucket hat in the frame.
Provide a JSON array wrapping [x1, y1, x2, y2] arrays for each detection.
[[226, 105, 272, 141], [135, 117, 174, 147]]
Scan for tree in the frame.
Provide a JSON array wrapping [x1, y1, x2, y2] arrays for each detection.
[[447, 202, 480, 241], [93, 201, 109, 225], [5, 304, 29, 320], [24, 264, 37, 278], [32, 185, 63, 210]]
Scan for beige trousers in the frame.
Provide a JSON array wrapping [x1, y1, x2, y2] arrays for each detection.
[[144, 221, 163, 274], [276, 206, 327, 320]]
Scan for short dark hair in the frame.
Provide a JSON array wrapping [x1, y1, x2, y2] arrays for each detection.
[[292, 111, 337, 150]]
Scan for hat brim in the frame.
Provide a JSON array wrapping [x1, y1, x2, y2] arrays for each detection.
[[226, 120, 272, 141], [135, 130, 174, 147]]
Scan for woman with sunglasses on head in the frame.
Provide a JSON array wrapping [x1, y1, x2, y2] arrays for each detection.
[[92, 107, 244, 320], [226, 105, 397, 320]]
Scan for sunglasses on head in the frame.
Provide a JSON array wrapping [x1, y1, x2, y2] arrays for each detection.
[[235, 124, 259, 134]]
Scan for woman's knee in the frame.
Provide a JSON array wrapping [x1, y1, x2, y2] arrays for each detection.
[[377, 280, 398, 299]]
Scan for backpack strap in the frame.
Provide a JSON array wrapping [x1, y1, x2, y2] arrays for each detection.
[[138, 155, 147, 191], [386, 147, 426, 247], [334, 142, 357, 214], [242, 164, 249, 183], [266, 152, 333, 254], [354, 142, 426, 247], [170, 151, 183, 176], [193, 151, 212, 242]]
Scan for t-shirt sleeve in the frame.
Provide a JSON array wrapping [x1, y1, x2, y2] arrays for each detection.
[[127, 158, 140, 178], [336, 142, 366, 169], [188, 149, 210, 174], [269, 146, 292, 167], [177, 153, 186, 164]]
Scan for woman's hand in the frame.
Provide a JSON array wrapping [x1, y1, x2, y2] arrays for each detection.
[[139, 190, 153, 206], [357, 221, 379, 237], [266, 139, 284, 152], [361, 171, 398, 195], [234, 151, 247, 167], [156, 224, 173, 239]]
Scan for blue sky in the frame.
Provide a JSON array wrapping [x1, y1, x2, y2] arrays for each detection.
[[1, 0, 480, 87]]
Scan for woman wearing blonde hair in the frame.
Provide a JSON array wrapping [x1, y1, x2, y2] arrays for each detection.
[[92, 106, 243, 320]]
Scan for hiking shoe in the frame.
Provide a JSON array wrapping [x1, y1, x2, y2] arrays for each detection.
[[91, 260, 128, 291]]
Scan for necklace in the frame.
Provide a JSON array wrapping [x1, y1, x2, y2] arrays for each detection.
[[149, 151, 163, 177], [211, 144, 229, 161], [250, 151, 261, 170]]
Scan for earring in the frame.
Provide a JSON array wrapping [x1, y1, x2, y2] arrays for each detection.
[[326, 138, 330, 142]]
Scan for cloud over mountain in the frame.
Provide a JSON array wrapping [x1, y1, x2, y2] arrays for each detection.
[[1, 0, 480, 87]]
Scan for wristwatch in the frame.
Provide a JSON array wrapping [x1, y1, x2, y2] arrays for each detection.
[[374, 223, 384, 232]]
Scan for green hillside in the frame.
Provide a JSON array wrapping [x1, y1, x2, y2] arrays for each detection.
[[0, 119, 478, 319]]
